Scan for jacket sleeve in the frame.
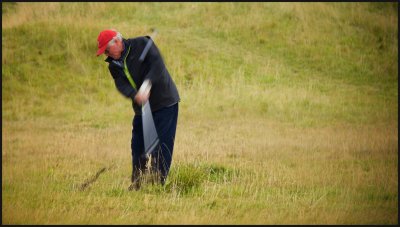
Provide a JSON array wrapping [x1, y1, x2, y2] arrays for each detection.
[[108, 64, 137, 100], [142, 39, 166, 85]]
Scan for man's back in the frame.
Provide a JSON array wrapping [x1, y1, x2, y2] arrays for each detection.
[[106, 37, 180, 114]]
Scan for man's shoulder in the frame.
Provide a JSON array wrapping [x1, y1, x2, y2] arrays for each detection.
[[127, 36, 150, 45]]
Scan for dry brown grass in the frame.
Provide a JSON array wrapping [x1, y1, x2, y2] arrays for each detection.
[[2, 116, 397, 224], [2, 2, 397, 224]]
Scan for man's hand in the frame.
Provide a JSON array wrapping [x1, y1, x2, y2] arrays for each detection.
[[134, 91, 150, 105], [135, 79, 152, 105]]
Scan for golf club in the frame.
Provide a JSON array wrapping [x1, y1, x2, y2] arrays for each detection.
[[139, 28, 158, 62], [138, 29, 160, 159], [139, 79, 159, 158]]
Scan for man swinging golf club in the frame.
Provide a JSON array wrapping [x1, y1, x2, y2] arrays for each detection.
[[96, 29, 180, 190]]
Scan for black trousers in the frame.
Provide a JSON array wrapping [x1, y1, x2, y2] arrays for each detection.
[[131, 103, 179, 183]]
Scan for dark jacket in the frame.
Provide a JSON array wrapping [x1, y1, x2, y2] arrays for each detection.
[[105, 37, 180, 115]]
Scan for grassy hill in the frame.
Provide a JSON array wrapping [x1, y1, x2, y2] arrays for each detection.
[[2, 2, 398, 224]]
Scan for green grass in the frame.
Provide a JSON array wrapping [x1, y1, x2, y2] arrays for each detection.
[[2, 2, 398, 224]]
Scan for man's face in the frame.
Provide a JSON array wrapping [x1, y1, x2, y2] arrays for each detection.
[[105, 39, 123, 60]]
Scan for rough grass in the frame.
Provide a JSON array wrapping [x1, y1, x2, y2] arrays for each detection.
[[2, 2, 398, 224]]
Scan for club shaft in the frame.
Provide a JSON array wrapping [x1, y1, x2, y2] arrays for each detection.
[[139, 39, 153, 62], [139, 30, 158, 62]]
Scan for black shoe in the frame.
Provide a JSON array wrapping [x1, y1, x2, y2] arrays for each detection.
[[129, 171, 141, 191], [128, 179, 141, 191], [160, 176, 166, 186]]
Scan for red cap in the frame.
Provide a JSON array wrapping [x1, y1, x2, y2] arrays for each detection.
[[96, 29, 117, 56]]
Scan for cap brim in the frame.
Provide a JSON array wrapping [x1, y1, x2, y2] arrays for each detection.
[[96, 44, 107, 56]]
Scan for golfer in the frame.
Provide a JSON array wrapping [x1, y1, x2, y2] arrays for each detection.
[[96, 29, 180, 190]]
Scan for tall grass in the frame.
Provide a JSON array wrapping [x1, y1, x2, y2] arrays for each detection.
[[2, 2, 398, 224]]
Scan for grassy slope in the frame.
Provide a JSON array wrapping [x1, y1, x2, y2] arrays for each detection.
[[2, 2, 398, 224]]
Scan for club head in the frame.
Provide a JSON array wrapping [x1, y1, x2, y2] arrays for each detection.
[[150, 28, 157, 34], [150, 28, 158, 38]]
